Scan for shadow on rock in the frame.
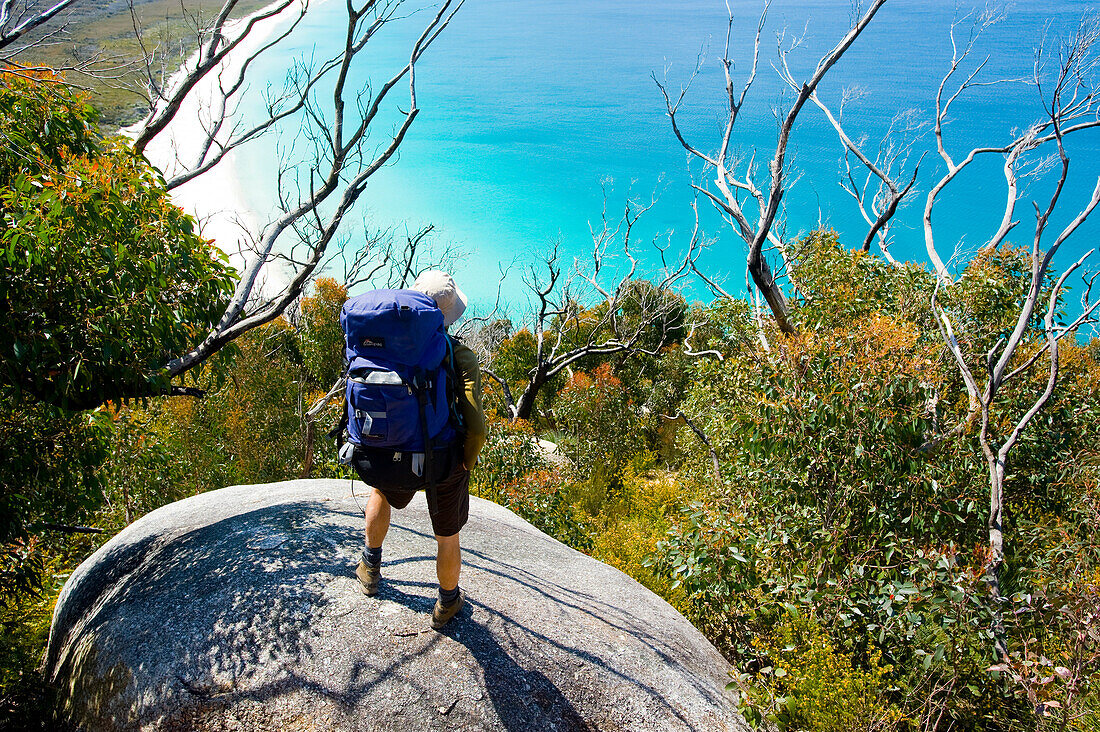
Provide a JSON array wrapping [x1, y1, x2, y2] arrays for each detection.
[[49, 500, 359, 725], [438, 607, 594, 732]]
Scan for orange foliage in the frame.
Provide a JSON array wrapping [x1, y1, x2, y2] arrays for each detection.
[[559, 362, 621, 397]]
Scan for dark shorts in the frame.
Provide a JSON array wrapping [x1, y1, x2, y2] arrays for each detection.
[[353, 444, 470, 537]]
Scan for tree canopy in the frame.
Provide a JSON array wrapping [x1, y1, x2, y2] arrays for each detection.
[[0, 71, 237, 410]]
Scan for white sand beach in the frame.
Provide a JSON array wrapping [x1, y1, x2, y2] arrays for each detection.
[[125, 0, 313, 272]]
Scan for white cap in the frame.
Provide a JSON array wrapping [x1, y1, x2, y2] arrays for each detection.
[[412, 269, 468, 327]]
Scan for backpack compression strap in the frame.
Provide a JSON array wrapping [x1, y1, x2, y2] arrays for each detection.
[[329, 360, 352, 453]]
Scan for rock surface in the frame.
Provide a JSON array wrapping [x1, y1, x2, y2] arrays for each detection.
[[47, 479, 747, 731]]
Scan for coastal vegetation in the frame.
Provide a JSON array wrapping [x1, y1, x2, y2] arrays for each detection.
[[2, 1, 1100, 731]]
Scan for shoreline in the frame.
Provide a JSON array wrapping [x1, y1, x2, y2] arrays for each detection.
[[124, 0, 311, 267]]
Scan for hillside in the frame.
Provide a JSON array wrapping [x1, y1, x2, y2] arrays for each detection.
[[15, 0, 272, 125]]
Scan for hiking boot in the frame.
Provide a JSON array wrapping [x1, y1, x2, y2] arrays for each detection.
[[355, 559, 380, 596], [431, 590, 465, 630]]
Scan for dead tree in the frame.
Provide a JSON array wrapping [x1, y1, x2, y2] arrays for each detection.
[[165, 1, 463, 382], [927, 18, 1100, 625], [483, 199, 698, 421], [127, 0, 310, 184], [656, 0, 888, 335]]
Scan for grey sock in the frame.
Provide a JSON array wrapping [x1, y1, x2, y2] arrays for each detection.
[[439, 585, 460, 606]]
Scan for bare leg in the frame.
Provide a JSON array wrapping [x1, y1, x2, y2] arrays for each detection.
[[364, 488, 391, 550], [435, 533, 461, 591]]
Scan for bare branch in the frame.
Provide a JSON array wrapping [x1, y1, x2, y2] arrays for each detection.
[[481, 367, 517, 418], [305, 376, 346, 421], [1000, 249, 1097, 453], [0, 0, 76, 56], [663, 410, 721, 480], [662, 0, 886, 336], [500, 196, 696, 420], [683, 323, 724, 361], [133, 0, 297, 154], [160, 0, 465, 379], [807, 86, 925, 259]]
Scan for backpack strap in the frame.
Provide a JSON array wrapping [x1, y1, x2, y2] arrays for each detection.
[[441, 334, 467, 437], [412, 368, 440, 518], [329, 410, 348, 442], [330, 402, 357, 465]]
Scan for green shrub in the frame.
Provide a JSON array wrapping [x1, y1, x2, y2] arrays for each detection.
[[554, 363, 649, 484], [0, 567, 61, 729], [588, 464, 693, 608], [470, 416, 591, 549], [1, 537, 93, 731], [651, 233, 1100, 729], [0, 393, 109, 595], [96, 404, 191, 529], [738, 611, 909, 731], [470, 414, 546, 495], [297, 278, 348, 389], [0, 71, 236, 410]]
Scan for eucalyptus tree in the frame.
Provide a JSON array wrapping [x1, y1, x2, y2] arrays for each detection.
[[660, 0, 1100, 669], [804, 9, 1100, 626]]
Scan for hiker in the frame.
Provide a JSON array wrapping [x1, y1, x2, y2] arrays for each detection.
[[347, 271, 486, 629]]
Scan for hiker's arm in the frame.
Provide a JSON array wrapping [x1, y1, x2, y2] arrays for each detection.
[[453, 343, 486, 469]]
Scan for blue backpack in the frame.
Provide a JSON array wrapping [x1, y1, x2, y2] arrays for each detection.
[[335, 289, 462, 509]]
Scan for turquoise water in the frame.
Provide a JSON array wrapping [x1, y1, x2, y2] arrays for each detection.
[[231, 0, 1100, 315]]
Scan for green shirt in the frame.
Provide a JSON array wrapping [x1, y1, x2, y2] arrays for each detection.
[[452, 340, 486, 468]]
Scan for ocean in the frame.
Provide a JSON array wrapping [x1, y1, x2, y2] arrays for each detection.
[[226, 0, 1100, 316]]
